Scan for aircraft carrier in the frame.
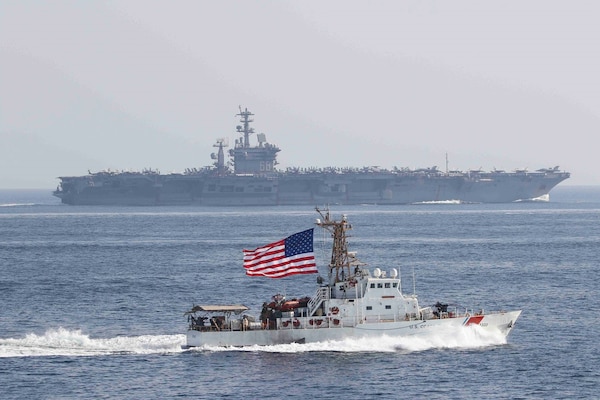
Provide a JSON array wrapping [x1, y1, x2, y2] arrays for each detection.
[[53, 107, 570, 206]]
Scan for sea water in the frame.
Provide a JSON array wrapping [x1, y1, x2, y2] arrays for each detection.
[[0, 186, 599, 399]]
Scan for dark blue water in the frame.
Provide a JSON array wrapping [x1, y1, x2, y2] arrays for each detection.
[[1, 187, 599, 399]]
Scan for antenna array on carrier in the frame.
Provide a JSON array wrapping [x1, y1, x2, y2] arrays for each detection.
[[236, 106, 255, 148], [212, 138, 229, 175]]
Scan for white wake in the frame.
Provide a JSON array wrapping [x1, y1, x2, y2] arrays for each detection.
[[0, 328, 185, 358], [1, 325, 508, 358]]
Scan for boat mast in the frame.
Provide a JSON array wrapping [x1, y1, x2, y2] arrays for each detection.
[[315, 207, 354, 284], [236, 106, 254, 148]]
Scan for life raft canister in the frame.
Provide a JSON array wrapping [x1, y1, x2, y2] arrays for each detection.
[[280, 300, 300, 312]]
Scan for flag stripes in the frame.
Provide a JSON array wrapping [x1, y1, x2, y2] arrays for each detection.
[[243, 228, 317, 278]]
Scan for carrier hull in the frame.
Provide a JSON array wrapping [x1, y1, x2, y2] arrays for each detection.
[[54, 107, 570, 206], [55, 171, 569, 205]]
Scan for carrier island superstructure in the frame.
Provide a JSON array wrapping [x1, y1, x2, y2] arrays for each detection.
[[54, 107, 570, 206]]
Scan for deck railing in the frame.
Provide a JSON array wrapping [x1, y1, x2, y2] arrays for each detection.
[[307, 287, 329, 316]]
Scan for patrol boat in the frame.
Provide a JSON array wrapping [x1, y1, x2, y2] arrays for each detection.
[[184, 208, 521, 347]]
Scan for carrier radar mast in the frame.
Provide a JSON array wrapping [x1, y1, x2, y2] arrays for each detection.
[[236, 106, 254, 148]]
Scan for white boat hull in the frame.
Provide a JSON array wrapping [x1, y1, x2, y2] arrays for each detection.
[[185, 310, 521, 348]]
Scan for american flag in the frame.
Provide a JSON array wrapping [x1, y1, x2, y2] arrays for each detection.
[[243, 228, 317, 278]]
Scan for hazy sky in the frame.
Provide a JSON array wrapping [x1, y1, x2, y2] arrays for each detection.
[[1, 1, 598, 188]]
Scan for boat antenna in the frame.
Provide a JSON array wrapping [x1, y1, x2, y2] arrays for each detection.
[[412, 266, 416, 296], [398, 268, 402, 293]]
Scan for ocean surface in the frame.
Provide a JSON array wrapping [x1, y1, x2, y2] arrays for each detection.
[[1, 186, 599, 399]]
